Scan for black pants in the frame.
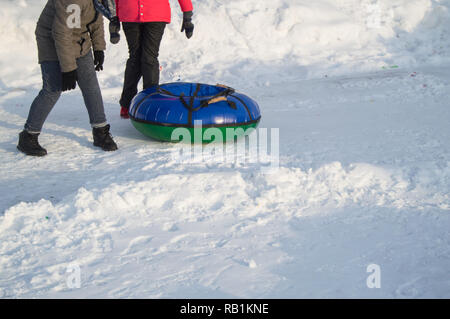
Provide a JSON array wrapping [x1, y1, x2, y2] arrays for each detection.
[[120, 22, 166, 109]]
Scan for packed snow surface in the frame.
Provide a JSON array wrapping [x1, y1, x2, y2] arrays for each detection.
[[0, 0, 449, 298]]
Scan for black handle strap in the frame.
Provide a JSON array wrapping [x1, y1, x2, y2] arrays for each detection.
[[134, 84, 239, 126]]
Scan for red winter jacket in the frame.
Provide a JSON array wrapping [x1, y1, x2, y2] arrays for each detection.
[[115, 0, 193, 23]]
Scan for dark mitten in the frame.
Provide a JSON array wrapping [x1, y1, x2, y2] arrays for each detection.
[[62, 70, 77, 92], [94, 50, 105, 71], [109, 16, 121, 44], [181, 11, 194, 39]]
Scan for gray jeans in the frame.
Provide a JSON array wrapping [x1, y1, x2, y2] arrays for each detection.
[[24, 51, 107, 133]]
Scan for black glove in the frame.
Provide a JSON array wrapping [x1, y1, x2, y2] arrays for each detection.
[[94, 50, 104, 71], [181, 11, 194, 39], [109, 16, 121, 44], [62, 70, 77, 92]]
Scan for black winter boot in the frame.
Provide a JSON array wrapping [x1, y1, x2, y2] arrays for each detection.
[[17, 130, 47, 157], [93, 124, 118, 151]]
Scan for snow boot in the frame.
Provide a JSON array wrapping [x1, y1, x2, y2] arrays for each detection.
[[120, 106, 129, 119], [17, 130, 47, 157], [92, 124, 118, 151]]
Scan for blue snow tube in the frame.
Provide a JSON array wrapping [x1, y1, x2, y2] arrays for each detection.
[[129, 82, 261, 143]]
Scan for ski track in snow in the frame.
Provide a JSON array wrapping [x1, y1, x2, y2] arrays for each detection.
[[0, 0, 450, 298]]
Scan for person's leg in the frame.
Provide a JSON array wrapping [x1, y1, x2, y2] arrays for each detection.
[[119, 22, 143, 110], [24, 61, 62, 133], [76, 51, 117, 151], [18, 61, 62, 156], [141, 22, 166, 90], [76, 51, 107, 127]]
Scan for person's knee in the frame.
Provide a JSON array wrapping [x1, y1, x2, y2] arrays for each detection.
[[40, 88, 61, 101], [42, 77, 63, 94], [141, 53, 158, 66], [125, 52, 140, 67]]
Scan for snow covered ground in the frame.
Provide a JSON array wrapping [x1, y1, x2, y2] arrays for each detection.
[[0, 0, 449, 298]]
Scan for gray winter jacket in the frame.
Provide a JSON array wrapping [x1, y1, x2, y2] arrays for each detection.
[[35, 0, 106, 72]]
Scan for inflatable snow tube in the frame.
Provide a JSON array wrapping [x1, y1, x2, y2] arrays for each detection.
[[129, 82, 261, 143]]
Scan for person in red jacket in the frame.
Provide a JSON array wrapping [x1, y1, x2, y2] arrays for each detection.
[[115, 0, 194, 118]]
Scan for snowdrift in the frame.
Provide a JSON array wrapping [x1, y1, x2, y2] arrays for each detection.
[[0, 0, 449, 87]]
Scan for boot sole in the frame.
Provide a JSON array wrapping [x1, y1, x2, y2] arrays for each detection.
[[93, 143, 118, 152], [17, 145, 47, 157]]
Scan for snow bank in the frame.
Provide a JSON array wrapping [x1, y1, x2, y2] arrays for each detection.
[[1, 163, 448, 297], [1, 0, 449, 87], [170, 0, 450, 79]]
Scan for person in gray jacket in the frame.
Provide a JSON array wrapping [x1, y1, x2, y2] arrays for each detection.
[[17, 0, 118, 157]]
